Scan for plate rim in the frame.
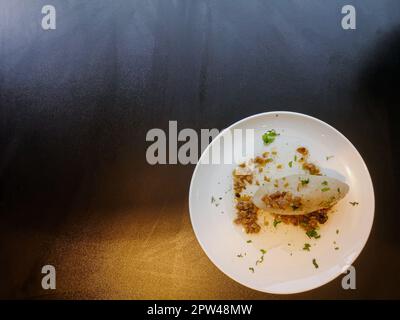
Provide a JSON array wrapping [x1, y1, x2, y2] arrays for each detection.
[[188, 110, 375, 294]]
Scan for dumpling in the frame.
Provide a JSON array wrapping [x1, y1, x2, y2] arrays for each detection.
[[252, 174, 349, 215]]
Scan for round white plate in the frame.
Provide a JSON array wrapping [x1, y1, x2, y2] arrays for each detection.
[[189, 111, 374, 294]]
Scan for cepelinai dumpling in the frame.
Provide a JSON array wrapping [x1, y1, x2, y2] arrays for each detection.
[[252, 174, 349, 215]]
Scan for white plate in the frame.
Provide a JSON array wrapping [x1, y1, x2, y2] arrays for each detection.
[[189, 111, 374, 294]]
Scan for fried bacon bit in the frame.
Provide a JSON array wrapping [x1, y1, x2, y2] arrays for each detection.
[[233, 165, 254, 194], [234, 196, 261, 233], [254, 156, 273, 168], [302, 162, 320, 175], [233, 174, 253, 194], [297, 147, 309, 156], [296, 147, 321, 175], [276, 208, 329, 232], [261, 191, 303, 211]]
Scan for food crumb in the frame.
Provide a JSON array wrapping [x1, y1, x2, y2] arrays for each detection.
[[312, 258, 319, 269], [297, 147, 309, 156]]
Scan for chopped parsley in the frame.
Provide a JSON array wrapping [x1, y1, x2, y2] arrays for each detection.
[[312, 258, 319, 269], [321, 187, 330, 192], [294, 155, 297, 161], [335, 247, 339, 250], [246, 240, 252, 243], [337, 188, 341, 194], [256, 255, 264, 265], [237, 253, 244, 258], [260, 249, 267, 254], [211, 196, 216, 203], [321, 180, 328, 186], [249, 267, 255, 273], [262, 129, 279, 145], [288, 161, 293, 168], [273, 218, 282, 228], [303, 243, 311, 251], [306, 229, 321, 239], [349, 201, 359, 206], [300, 178, 309, 186], [336, 229, 339, 234], [326, 155, 334, 160]]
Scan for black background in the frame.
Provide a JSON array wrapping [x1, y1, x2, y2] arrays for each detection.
[[0, 0, 399, 299]]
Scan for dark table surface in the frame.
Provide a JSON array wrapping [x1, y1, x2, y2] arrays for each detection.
[[1, 0, 399, 299]]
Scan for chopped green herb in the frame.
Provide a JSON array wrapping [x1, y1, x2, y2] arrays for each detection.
[[349, 201, 359, 206], [249, 267, 255, 273], [288, 161, 293, 168], [303, 243, 311, 251], [273, 218, 282, 228], [336, 229, 339, 234], [211, 196, 216, 203], [326, 155, 334, 160], [322, 180, 328, 186], [237, 254, 244, 258], [262, 129, 279, 145], [335, 247, 339, 250], [300, 178, 310, 185], [246, 240, 252, 243], [256, 255, 264, 265], [337, 188, 341, 193], [294, 155, 297, 161], [321, 187, 330, 192], [306, 229, 321, 239], [312, 258, 319, 269], [260, 249, 267, 254]]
